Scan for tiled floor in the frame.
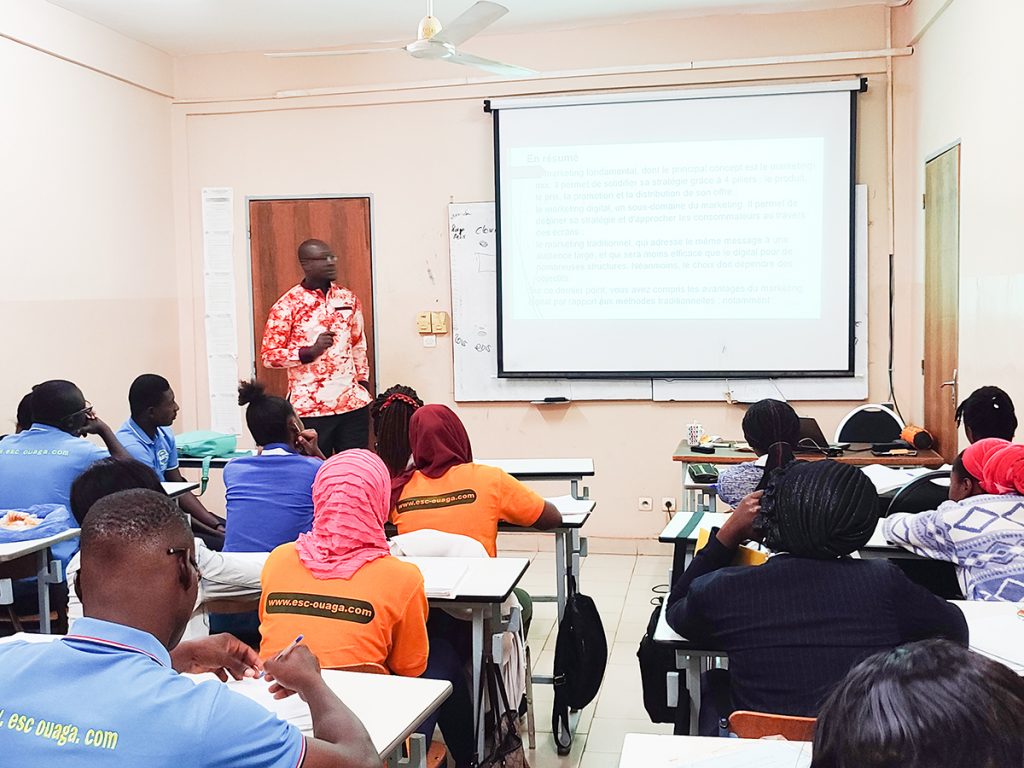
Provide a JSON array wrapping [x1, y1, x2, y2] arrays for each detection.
[[505, 551, 676, 768]]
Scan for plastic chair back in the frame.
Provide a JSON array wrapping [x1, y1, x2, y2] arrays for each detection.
[[886, 470, 951, 517], [728, 710, 816, 741], [835, 405, 905, 444]]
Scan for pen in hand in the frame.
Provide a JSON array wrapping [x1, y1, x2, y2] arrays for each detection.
[[258, 634, 304, 679]]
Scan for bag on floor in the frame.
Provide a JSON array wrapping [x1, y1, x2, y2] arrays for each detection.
[[637, 599, 677, 724], [551, 576, 607, 755], [481, 655, 529, 768]]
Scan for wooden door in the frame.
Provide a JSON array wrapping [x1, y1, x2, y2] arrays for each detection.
[[923, 146, 960, 462], [249, 198, 375, 399]]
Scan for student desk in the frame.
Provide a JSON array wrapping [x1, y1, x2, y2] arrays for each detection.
[[619, 733, 811, 768], [0, 528, 80, 634], [651, 597, 1024, 736], [672, 442, 945, 514], [161, 481, 200, 498], [401, 555, 530, 762], [185, 669, 451, 768]]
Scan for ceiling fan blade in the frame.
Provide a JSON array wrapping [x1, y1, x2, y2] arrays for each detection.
[[265, 46, 405, 59], [444, 50, 536, 78], [432, 1, 509, 46]]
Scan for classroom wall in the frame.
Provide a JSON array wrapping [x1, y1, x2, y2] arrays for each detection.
[[892, 0, 1024, 443], [0, 0, 178, 433], [171, 5, 901, 543]]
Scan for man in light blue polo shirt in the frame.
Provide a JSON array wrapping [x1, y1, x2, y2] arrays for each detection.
[[117, 374, 227, 548], [0, 489, 379, 768], [0, 380, 132, 564]]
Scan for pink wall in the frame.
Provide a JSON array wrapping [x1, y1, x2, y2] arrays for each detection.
[[172, 6, 899, 542]]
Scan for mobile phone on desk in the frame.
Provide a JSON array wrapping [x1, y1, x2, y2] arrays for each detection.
[[871, 448, 918, 457]]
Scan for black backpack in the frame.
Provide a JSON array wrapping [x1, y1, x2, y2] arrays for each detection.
[[636, 600, 676, 724], [551, 577, 607, 755]]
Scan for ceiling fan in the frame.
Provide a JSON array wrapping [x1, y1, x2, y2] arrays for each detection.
[[265, 0, 536, 78]]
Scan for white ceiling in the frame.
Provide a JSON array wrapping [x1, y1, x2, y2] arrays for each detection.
[[46, 0, 889, 57]]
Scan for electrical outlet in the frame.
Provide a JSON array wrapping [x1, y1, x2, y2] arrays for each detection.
[[662, 497, 676, 513], [638, 496, 653, 511]]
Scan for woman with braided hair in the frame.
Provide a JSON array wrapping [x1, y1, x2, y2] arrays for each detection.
[[666, 460, 967, 731], [370, 384, 423, 477], [956, 385, 1017, 442], [716, 398, 800, 506]]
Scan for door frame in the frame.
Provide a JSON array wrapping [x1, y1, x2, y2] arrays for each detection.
[[922, 140, 961, 461], [244, 193, 379, 385]]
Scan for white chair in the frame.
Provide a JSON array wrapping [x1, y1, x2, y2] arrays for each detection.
[[834, 404, 905, 444]]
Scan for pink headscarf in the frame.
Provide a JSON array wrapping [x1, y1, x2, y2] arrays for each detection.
[[295, 449, 391, 580], [980, 443, 1024, 496], [962, 438, 1010, 493]]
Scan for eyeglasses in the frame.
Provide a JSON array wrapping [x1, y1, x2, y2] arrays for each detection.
[[65, 401, 94, 420], [167, 547, 202, 578]]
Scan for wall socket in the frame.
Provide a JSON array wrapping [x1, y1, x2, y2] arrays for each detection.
[[638, 496, 653, 511], [662, 497, 676, 512]]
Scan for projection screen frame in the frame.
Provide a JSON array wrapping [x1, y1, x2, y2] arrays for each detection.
[[489, 78, 866, 380]]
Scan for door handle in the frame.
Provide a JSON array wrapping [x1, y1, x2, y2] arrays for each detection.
[[940, 368, 958, 389]]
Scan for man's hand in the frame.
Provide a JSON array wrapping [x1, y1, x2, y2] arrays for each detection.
[[717, 490, 763, 549], [77, 412, 108, 438], [170, 634, 262, 681], [300, 332, 336, 363], [263, 645, 324, 701], [296, 429, 325, 460]]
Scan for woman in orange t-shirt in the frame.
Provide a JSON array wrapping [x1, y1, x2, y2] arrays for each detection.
[[390, 404, 562, 554], [259, 449, 474, 765]]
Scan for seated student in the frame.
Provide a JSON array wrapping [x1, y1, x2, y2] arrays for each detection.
[[716, 398, 800, 506], [0, 488, 378, 768], [116, 374, 226, 547], [65, 458, 265, 634], [956, 385, 1017, 442], [0, 391, 33, 440], [223, 380, 324, 552], [391, 404, 561, 556], [812, 639, 1024, 768], [259, 449, 474, 767], [884, 438, 1024, 601], [369, 384, 423, 477], [666, 460, 968, 728], [0, 379, 132, 565]]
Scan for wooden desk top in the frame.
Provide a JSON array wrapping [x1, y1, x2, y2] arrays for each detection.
[[672, 440, 945, 468]]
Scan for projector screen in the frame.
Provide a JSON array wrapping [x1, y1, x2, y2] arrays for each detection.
[[491, 82, 860, 378]]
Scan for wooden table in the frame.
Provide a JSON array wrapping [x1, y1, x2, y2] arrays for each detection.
[[0, 528, 81, 634], [672, 441, 946, 468]]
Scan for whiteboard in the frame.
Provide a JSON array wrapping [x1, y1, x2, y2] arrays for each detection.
[[449, 202, 650, 402], [448, 189, 867, 403]]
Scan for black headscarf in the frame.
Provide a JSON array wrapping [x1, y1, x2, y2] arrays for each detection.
[[756, 460, 878, 559]]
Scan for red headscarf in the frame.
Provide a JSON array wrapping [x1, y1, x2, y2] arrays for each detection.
[[980, 443, 1024, 496], [961, 438, 1010, 493], [389, 404, 473, 510], [295, 449, 391, 580]]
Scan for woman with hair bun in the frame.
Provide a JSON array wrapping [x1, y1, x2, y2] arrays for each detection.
[[665, 460, 967, 731], [222, 379, 325, 553], [956, 385, 1017, 442]]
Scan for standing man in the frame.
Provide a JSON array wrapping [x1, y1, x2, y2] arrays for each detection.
[[261, 239, 372, 455], [117, 374, 227, 548]]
